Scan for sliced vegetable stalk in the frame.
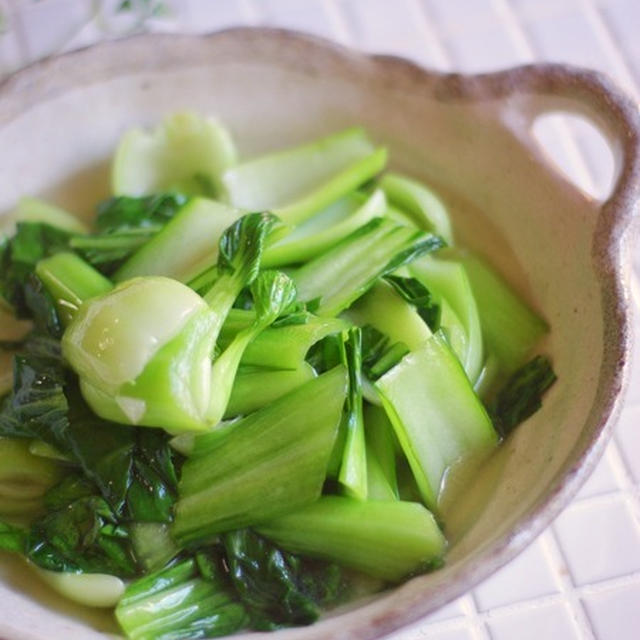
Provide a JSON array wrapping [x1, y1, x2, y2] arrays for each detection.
[[262, 188, 386, 267], [0, 437, 63, 517], [35, 252, 113, 325], [70, 193, 188, 274], [294, 217, 444, 317], [225, 363, 316, 418], [173, 366, 347, 546], [33, 567, 125, 608], [205, 271, 297, 425], [380, 173, 453, 244], [113, 197, 242, 283], [130, 522, 178, 572], [410, 255, 484, 383], [364, 404, 399, 500], [219, 310, 349, 370], [1, 196, 88, 237], [222, 127, 386, 226], [376, 332, 498, 512], [257, 496, 446, 582], [458, 251, 548, 375], [112, 111, 238, 198], [61, 213, 277, 432], [336, 328, 367, 500], [344, 279, 432, 352], [115, 558, 249, 640]]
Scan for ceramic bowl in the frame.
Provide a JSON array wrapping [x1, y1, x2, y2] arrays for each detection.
[[0, 28, 638, 640]]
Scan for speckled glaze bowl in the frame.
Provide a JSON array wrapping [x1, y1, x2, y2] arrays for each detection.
[[0, 28, 639, 640]]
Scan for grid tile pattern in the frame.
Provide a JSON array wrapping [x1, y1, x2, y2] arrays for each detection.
[[1, 1, 639, 638]]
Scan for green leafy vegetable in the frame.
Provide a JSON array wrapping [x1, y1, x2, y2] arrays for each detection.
[[410, 256, 483, 383], [262, 188, 386, 268], [489, 355, 557, 437], [0, 437, 63, 517], [115, 557, 248, 640], [384, 275, 440, 331], [457, 251, 548, 375], [69, 193, 187, 274], [258, 496, 446, 582], [26, 487, 137, 576], [173, 366, 347, 546], [294, 217, 444, 316], [376, 332, 497, 512], [225, 364, 316, 418], [223, 529, 344, 629], [0, 520, 26, 554], [205, 270, 297, 425], [380, 172, 453, 244], [335, 328, 367, 499], [96, 193, 188, 233], [221, 127, 386, 226], [35, 252, 114, 326], [360, 325, 409, 382], [112, 112, 237, 199], [114, 197, 243, 283], [0, 222, 73, 318]]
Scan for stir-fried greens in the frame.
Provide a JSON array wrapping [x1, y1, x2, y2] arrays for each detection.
[[0, 112, 556, 638]]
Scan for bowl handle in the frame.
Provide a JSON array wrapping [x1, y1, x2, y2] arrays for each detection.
[[490, 65, 640, 246]]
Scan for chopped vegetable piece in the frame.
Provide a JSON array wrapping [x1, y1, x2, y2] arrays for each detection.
[[410, 256, 483, 383], [115, 558, 249, 640], [62, 213, 276, 432], [221, 127, 385, 225], [220, 311, 348, 370], [35, 252, 113, 326], [376, 333, 497, 512], [364, 403, 399, 500], [113, 111, 237, 198], [0, 520, 26, 553], [225, 364, 316, 418], [205, 270, 297, 425], [262, 188, 386, 267], [223, 529, 344, 629], [0, 437, 63, 517], [294, 217, 444, 316], [1, 196, 88, 236], [258, 496, 446, 582], [459, 252, 548, 374], [114, 197, 242, 282], [345, 280, 432, 352], [337, 328, 367, 500], [0, 222, 73, 319], [130, 522, 178, 572], [489, 355, 557, 437], [173, 366, 347, 545], [380, 173, 453, 244], [33, 567, 125, 608], [71, 193, 187, 274]]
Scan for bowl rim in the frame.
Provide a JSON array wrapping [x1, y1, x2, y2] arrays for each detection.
[[1, 26, 639, 640]]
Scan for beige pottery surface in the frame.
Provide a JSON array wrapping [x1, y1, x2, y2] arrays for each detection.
[[0, 28, 638, 640]]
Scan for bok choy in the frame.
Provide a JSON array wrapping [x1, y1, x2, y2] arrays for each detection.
[[0, 114, 557, 638]]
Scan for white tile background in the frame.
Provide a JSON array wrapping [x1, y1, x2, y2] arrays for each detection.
[[1, 1, 639, 638]]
